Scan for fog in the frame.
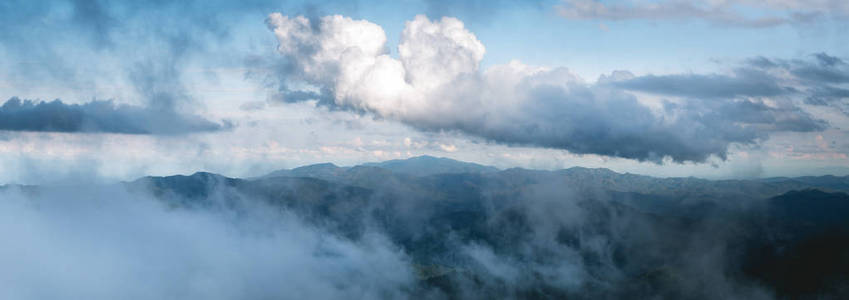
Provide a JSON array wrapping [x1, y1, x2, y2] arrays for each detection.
[[0, 184, 414, 300], [1, 162, 847, 299]]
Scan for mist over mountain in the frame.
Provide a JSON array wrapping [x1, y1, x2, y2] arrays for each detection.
[[3, 156, 849, 299], [3, 0, 849, 299]]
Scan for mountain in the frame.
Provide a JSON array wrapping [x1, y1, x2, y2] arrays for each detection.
[[362, 155, 499, 176], [352, 155, 498, 176], [262, 157, 849, 201], [742, 190, 849, 298], [262, 162, 347, 179], [261, 155, 498, 180], [25, 157, 849, 299]]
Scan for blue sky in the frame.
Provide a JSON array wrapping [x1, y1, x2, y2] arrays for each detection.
[[1, 0, 848, 183]]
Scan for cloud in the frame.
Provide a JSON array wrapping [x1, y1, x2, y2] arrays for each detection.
[[265, 13, 827, 163], [1, 154, 846, 298], [0, 183, 415, 299], [0, 97, 227, 134], [611, 72, 788, 99], [614, 52, 849, 111], [555, 0, 849, 27], [785, 53, 849, 84], [735, 53, 849, 113], [755, 53, 849, 105], [0, 0, 291, 127]]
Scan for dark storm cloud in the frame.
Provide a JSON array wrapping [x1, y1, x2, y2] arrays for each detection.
[[0, 98, 226, 134]]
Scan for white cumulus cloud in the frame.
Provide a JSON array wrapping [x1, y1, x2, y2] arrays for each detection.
[[265, 13, 827, 163]]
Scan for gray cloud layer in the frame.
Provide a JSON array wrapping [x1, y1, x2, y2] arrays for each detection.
[[615, 53, 849, 111], [0, 98, 226, 134], [613, 72, 788, 99], [453, 83, 824, 162]]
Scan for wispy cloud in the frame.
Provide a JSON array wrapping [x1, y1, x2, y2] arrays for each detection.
[[555, 0, 848, 27], [0, 183, 414, 299]]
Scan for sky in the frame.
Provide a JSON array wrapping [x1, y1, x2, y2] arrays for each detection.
[[1, 0, 848, 184]]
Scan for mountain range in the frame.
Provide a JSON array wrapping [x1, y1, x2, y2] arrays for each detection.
[[5, 155, 849, 299], [119, 156, 849, 299]]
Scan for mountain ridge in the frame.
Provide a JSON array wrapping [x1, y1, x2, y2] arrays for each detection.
[[8, 156, 849, 299], [260, 155, 849, 184]]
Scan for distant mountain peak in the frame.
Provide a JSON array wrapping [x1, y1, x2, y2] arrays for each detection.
[[362, 155, 498, 176], [292, 162, 339, 171], [404, 155, 443, 161], [563, 166, 614, 172], [188, 171, 225, 178]]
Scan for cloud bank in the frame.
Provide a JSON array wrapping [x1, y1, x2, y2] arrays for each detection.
[[0, 183, 414, 299], [265, 13, 827, 163], [0, 98, 227, 134]]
